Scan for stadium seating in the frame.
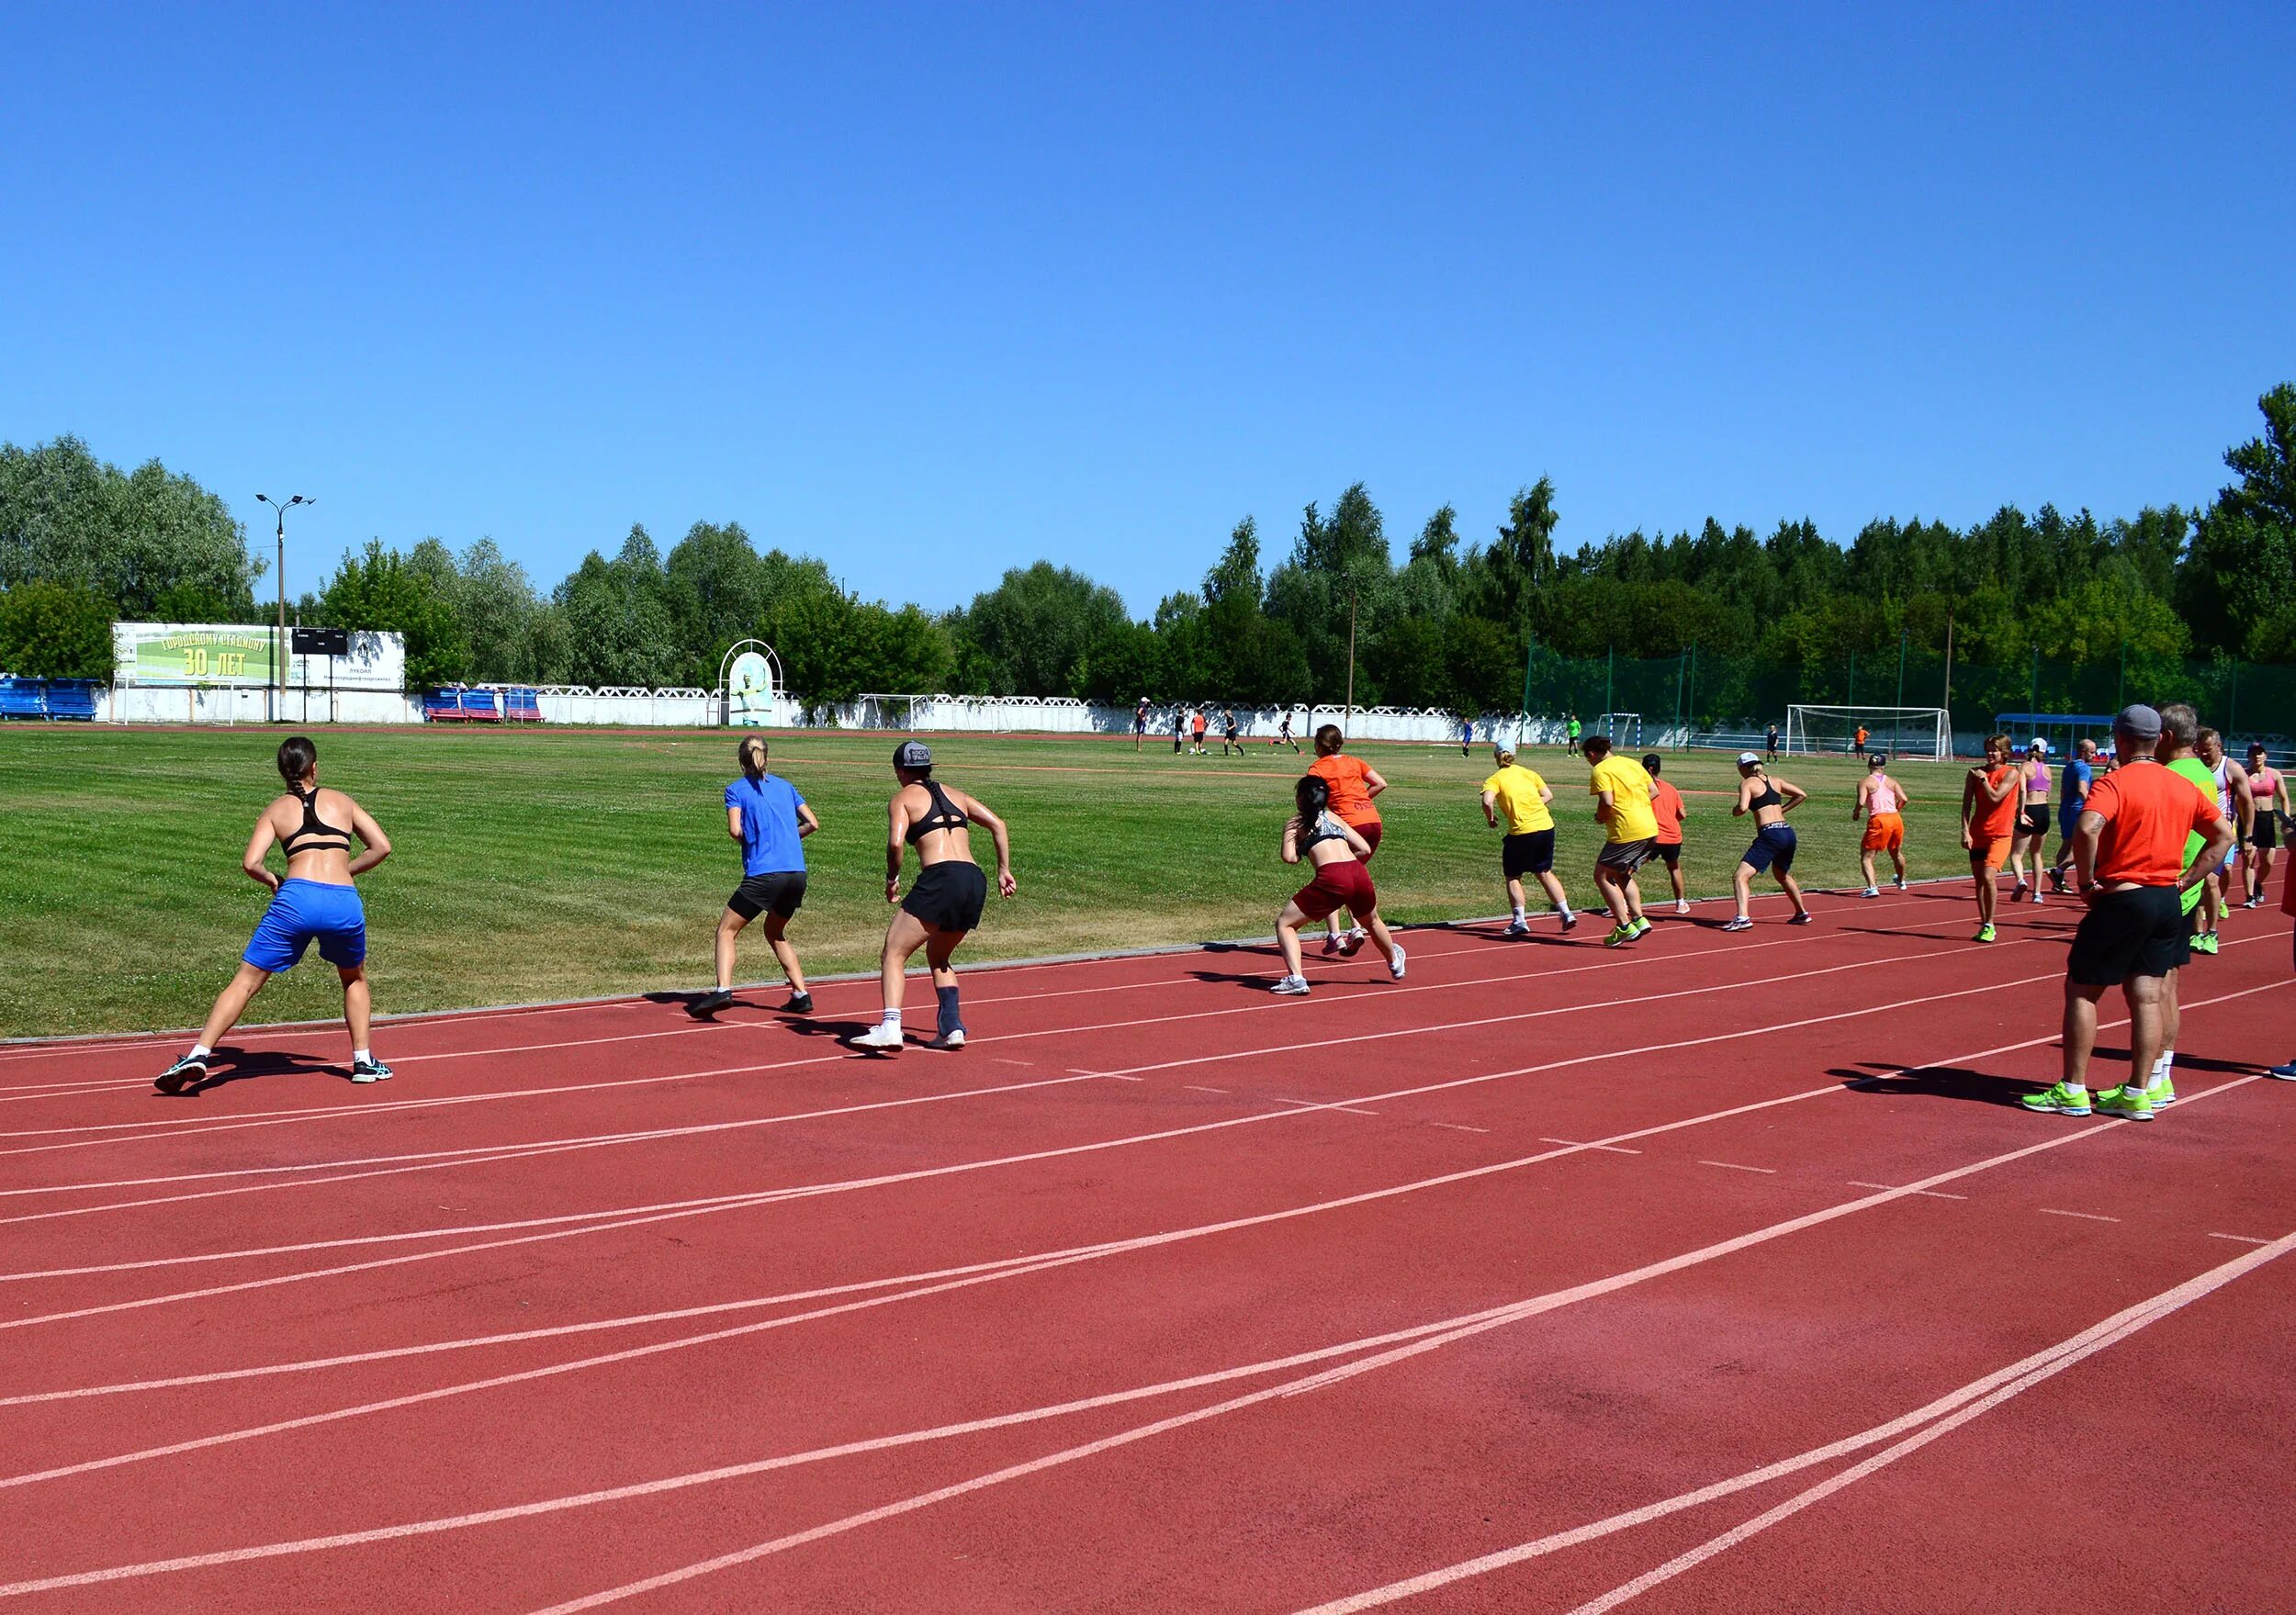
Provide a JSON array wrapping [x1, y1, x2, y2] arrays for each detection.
[[501, 687, 543, 723], [0, 677, 100, 721], [422, 688, 503, 722]]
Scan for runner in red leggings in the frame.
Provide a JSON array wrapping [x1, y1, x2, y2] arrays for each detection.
[[1268, 775, 1405, 995]]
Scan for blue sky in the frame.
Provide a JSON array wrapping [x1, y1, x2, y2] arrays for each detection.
[[6, 3, 2291, 615]]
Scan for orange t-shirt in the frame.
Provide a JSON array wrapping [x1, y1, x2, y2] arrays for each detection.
[[2086, 760, 2223, 886], [1309, 754, 1380, 826], [1649, 779, 1685, 845], [1972, 764, 2020, 840]]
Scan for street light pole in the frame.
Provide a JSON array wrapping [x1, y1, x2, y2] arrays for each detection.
[[256, 493, 311, 714]]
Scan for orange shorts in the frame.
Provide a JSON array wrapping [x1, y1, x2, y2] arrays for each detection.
[[1862, 812, 1904, 853], [1972, 835, 2012, 872]]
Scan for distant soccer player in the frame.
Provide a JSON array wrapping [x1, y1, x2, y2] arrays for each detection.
[[1481, 745, 1577, 935], [1221, 707, 1244, 757], [2244, 742, 2288, 908], [1274, 711, 1300, 753], [1460, 715, 1474, 758], [2046, 737, 2099, 892], [850, 741, 1015, 1053], [1268, 774, 1404, 995], [1961, 734, 2020, 942], [1765, 722, 1781, 760], [1644, 752, 1690, 914], [1854, 752, 1909, 897], [156, 735, 393, 1093], [2007, 739, 2053, 905], [1190, 708, 1209, 755], [1308, 725, 1388, 953], [1854, 722, 1870, 754], [1172, 708, 1186, 754], [1722, 753, 1811, 930], [1134, 696, 1151, 752], [1565, 712, 1582, 756], [2022, 704, 2229, 1121], [690, 736, 817, 1019], [1581, 735, 1658, 948]]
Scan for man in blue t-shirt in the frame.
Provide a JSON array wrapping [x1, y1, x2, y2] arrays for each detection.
[[2047, 735, 2099, 892], [691, 736, 820, 1018]]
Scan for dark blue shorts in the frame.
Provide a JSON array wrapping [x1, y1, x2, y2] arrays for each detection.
[[2058, 800, 2086, 838], [243, 879, 367, 973], [1741, 823, 1798, 877]]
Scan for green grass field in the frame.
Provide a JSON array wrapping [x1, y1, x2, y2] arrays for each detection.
[[0, 726, 1983, 1037]]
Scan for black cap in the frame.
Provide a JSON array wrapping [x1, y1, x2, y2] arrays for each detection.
[[894, 740, 932, 769]]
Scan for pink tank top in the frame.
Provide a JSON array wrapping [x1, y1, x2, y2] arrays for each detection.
[[1869, 778, 1900, 814], [2251, 767, 2282, 800], [2026, 760, 2051, 795]]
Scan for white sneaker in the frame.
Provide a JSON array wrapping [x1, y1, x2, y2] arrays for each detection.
[[1503, 917, 1530, 936], [1271, 974, 1311, 996], [850, 1022, 905, 1052], [1893, 875, 1908, 890], [1387, 946, 1407, 981], [1674, 900, 1690, 915], [934, 1027, 966, 1049], [1722, 916, 1753, 932], [1862, 886, 1880, 899]]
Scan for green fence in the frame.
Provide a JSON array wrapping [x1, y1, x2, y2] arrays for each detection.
[[1525, 647, 2296, 744]]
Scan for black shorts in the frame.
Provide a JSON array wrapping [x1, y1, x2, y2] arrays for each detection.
[[1656, 840, 1682, 869], [1741, 823, 1797, 877], [2251, 814, 2279, 851], [2066, 886, 2189, 986], [1597, 837, 1658, 873], [902, 861, 988, 934], [2020, 804, 2050, 836], [1502, 829, 1556, 878], [728, 870, 806, 922]]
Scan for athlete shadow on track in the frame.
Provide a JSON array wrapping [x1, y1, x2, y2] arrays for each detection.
[[170, 1049, 348, 1096], [1835, 925, 2073, 945], [1833, 1062, 2039, 1109]]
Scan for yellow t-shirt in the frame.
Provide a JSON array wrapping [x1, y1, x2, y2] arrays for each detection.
[[1587, 755, 1660, 843], [1482, 766, 1555, 835]]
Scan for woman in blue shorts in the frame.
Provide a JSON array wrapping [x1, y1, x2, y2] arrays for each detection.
[[1722, 752, 1811, 931], [689, 735, 819, 1019], [156, 735, 393, 1093]]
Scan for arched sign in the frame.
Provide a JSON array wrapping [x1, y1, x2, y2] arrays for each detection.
[[718, 639, 782, 727]]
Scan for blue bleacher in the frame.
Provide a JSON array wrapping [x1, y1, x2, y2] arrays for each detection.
[[0, 677, 100, 721], [422, 687, 503, 722]]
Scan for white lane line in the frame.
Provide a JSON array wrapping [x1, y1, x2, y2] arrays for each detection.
[[1185, 1086, 1231, 1094], [1848, 1181, 1966, 1201], [2037, 1208, 2121, 1224], [1293, 1224, 2296, 1615], [1696, 1161, 1777, 1175], [0, 904, 1991, 1149], [7, 1081, 2264, 1598], [1270, 1097, 1380, 1117], [2208, 1232, 2270, 1245], [1430, 1124, 1491, 1134], [0, 935, 2023, 1198], [0, 964, 2220, 1307], [1541, 1138, 1641, 1154], [1069, 1068, 1142, 1082]]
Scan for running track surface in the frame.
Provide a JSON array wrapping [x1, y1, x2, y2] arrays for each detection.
[[3, 889, 2291, 1612]]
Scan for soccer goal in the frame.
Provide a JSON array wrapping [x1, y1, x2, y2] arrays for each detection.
[[1784, 704, 1950, 760], [1596, 712, 1641, 746], [853, 693, 921, 731]]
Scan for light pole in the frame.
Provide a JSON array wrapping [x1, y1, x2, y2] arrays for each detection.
[[256, 493, 311, 711]]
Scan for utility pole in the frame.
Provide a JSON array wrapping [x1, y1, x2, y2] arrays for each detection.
[[1941, 609, 1955, 738], [1343, 586, 1358, 726], [256, 493, 311, 714]]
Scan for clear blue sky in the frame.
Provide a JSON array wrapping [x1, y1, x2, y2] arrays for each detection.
[[6, 4, 2291, 615]]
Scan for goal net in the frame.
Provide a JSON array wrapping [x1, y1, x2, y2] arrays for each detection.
[[853, 693, 921, 731], [1596, 712, 1641, 746], [1784, 705, 1950, 760]]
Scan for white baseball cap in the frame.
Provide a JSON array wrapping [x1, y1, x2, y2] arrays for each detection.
[[1737, 751, 1761, 765]]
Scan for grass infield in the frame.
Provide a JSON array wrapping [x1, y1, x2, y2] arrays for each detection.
[[0, 726, 1989, 1037]]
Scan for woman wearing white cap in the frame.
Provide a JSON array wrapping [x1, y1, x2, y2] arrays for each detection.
[[1722, 752, 1812, 931], [851, 741, 1016, 1053], [2008, 738, 2053, 905]]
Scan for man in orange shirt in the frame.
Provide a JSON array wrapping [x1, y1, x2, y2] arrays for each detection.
[[1960, 733, 2021, 942], [1643, 753, 1690, 914], [1307, 724, 1389, 953], [2024, 705, 2231, 1121]]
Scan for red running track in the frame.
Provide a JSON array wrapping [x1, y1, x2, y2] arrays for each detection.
[[1, 889, 2291, 1612]]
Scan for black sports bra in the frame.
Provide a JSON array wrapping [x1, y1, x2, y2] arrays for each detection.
[[904, 779, 970, 845], [1748, 781, 1782, 812], [1299, 809, 1351, 853], [282, 786, 354, 856]]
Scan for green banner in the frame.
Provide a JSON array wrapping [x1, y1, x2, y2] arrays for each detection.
[[115, 624, 278, 687]]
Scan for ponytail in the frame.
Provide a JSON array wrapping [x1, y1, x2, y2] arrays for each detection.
[[737, 737, 769, 781]]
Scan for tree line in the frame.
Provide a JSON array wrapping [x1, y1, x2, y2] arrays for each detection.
[[4, 385, 2291, 710]]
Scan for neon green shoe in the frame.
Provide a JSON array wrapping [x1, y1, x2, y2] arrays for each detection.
[[2093, 1085, 2155, 1121], [2144, 1074, 2177, 1107], [2190, 932, 2220, 956], [1974, 923, 1998, 943], [1604, 924, 1638, 948], [2021, 1081, 2091, 1116]]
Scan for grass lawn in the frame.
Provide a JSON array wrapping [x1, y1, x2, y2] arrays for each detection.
[[0, 725, 1986, 1036]]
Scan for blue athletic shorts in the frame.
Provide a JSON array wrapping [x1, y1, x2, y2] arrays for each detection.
[[243, 879, 367, 973], [1741, 823, 1798, 877], [2058, 800, 2085, 838]]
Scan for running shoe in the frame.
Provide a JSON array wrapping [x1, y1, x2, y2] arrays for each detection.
[[1270, 974, 1311, 996], [784, 991, 814, 1015], [2020, 1081, 2092, 1116], [2009, 881, 2031, 903], [1503, 918, 1531, 937], [1604, 924, 1638, 948], [686, 989, 735, 1019], [1320, 935, 1346, 956], [1337, 930, 1366, 959], [2093, 1085, 2155, 1122], [1862, 885, 1880, 899], [2144, 1074, 2176, 1107], [2047, 867, 2068, 894], [1629, 917, 1653, 938], [2264, 1059, 2296, 1080], [2242, 894, 2266, 910], [153, 1053, 207, 1095], [850, 1023, 906, 1052], [1787, 911, 1813, 925], [1721, 916, 1753, 932], [1893, 875, 1908, 891], [1388, 946, 1407, 981], [933, 1028, 967, 1050], [1561, 910, 1581, 931], [1974, 923, 1998, 943], [2191, 932, 2220, 956], [1674, 900, 1690, 915], [350, 1056, 394, 1084]]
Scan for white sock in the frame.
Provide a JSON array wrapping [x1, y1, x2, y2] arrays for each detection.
[[1511, 906, 1525, 922], [881, 1009, 902, 1027], [2154, 1051, 2173, 1082], [188, 1044, 211, 1060], [353, 1048, 372, 1065]]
